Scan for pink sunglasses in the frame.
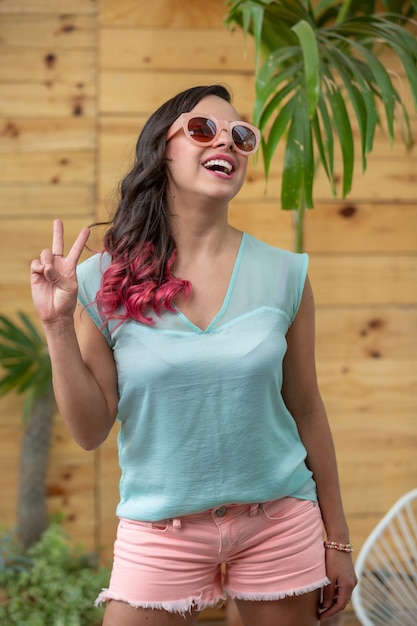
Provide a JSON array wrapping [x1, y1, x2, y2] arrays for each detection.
[[166, 113, 260, 156]]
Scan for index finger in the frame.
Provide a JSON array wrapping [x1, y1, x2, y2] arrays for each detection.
[[66, 225, 91, 267]]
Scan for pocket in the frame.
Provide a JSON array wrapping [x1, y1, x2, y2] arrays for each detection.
[[260, 497, 316, 523], [119, 517, 170, 533]]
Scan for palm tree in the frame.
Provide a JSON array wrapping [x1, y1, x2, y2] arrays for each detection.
[[0, 312, 54, 548], [225, 0, 417, 251]]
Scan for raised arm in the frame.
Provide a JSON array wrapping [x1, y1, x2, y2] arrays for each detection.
[[30, 220, 118, 450], [282, 276, 357, 620]]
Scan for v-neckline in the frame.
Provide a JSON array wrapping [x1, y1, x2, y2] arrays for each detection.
[[174, 232, 246, 334]]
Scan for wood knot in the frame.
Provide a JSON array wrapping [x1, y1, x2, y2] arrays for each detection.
[[61, 24, 75, 33], [47, 484, 65, 497], [44, 53, 57, 69], [1, 121, 20, 138], [368, 318, 384, 330], [369, 350, 382, 359], [360, 317, 385, 338], [71, 94, 86, 116], [339, 204, 357, 218]]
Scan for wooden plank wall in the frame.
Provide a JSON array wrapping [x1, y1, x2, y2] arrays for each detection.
[[0, 0, 99, 548], [1, 1, 416, 618]]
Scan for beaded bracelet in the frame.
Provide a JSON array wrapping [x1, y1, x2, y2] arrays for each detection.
[[324, 540, 354, 553]]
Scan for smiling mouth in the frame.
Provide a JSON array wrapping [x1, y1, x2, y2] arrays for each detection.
[[203, 159, 234, 175]]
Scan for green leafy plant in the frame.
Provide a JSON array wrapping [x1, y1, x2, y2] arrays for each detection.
[[0, 521, 110, 626], [0, 312, 51, 419], [0, 312, 55, 547], [225, 0, 417, 250]]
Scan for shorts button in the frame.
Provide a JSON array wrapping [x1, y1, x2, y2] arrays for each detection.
[[215, 506, 227, 517]]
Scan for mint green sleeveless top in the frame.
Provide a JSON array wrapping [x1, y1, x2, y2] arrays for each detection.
[[77, 233, 316, 521]]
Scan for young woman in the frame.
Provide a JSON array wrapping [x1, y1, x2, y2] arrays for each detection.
[[30, 84, 357, 626]]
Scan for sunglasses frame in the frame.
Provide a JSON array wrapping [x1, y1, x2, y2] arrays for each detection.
[[166, 112, 260, 156]]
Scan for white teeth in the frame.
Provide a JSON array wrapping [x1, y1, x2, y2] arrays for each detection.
[[203, 159, 233, 174]]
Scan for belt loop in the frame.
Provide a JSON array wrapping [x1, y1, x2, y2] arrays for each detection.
[[172, 518, 182, 529], [249, 503, 261, 516]]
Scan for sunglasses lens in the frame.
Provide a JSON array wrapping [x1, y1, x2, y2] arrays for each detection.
[[187, 117, 217, 143], [232, 126, 257, 153]]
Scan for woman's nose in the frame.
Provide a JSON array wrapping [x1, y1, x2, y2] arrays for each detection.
[[213, 128, 234, 149]]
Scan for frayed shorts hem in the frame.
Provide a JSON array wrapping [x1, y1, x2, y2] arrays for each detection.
[[95, 577, 330, 614], [95, 589, 226, 615], [226, 576, 331, 602]]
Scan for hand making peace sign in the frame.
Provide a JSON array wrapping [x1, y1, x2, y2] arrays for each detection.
[[30, 219, 90, 323]]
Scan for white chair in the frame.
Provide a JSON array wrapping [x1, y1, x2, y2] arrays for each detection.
[[352, 488, 417, 625]]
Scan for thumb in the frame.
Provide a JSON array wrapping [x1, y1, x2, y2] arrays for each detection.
[[321, 581, 336, 610]]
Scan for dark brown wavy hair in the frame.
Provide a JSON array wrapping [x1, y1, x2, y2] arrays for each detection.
[[95, 84, 232, 325]]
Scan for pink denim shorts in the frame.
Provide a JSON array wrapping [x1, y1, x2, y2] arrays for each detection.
[[96, 497, 329, 614]]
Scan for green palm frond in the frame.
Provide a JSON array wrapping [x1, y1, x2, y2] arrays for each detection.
[[0, 312, 51, 419], [225, 0, 417, 218]]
